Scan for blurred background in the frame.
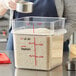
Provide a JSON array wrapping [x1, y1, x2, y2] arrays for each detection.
[[0, 10, 9, 50]]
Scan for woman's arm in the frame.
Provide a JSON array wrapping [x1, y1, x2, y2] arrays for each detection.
[[63, 0, 76, 41]]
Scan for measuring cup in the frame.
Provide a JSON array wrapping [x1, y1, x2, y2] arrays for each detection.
[[16, 0, 33, 13]]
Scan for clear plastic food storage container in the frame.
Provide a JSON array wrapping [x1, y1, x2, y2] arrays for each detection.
[[12, 16, 66, 70]]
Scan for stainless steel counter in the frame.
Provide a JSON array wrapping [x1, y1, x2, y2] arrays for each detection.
[[0, 50, 76, 76]]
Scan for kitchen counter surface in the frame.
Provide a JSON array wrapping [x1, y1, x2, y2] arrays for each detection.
[[0, 50, 76, 76]]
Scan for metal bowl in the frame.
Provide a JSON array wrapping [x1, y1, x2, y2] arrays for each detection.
[[16, 2, 33, 13]]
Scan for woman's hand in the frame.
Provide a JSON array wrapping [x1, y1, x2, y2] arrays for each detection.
[[8, 0, 18, 10], [0, 0, 18, 16]]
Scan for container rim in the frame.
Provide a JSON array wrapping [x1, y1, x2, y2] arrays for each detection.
[[12, 16, 66, 23], [17, 1, 33, 5]]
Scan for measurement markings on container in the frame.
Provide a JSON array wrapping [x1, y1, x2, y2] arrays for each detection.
[[33, 24, 34, 33], [21, 48, 31, 50], [27, 23, 44, 66], [37, 23, 42, 26], [26, 22, 30, 26], [29, 55, 44, 58], [20, 37, 31, 40], [21, 45, 26, 47], [20, 38, 24, 40], [20, 23, 44, 65], [29, 37, 44, 66]]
